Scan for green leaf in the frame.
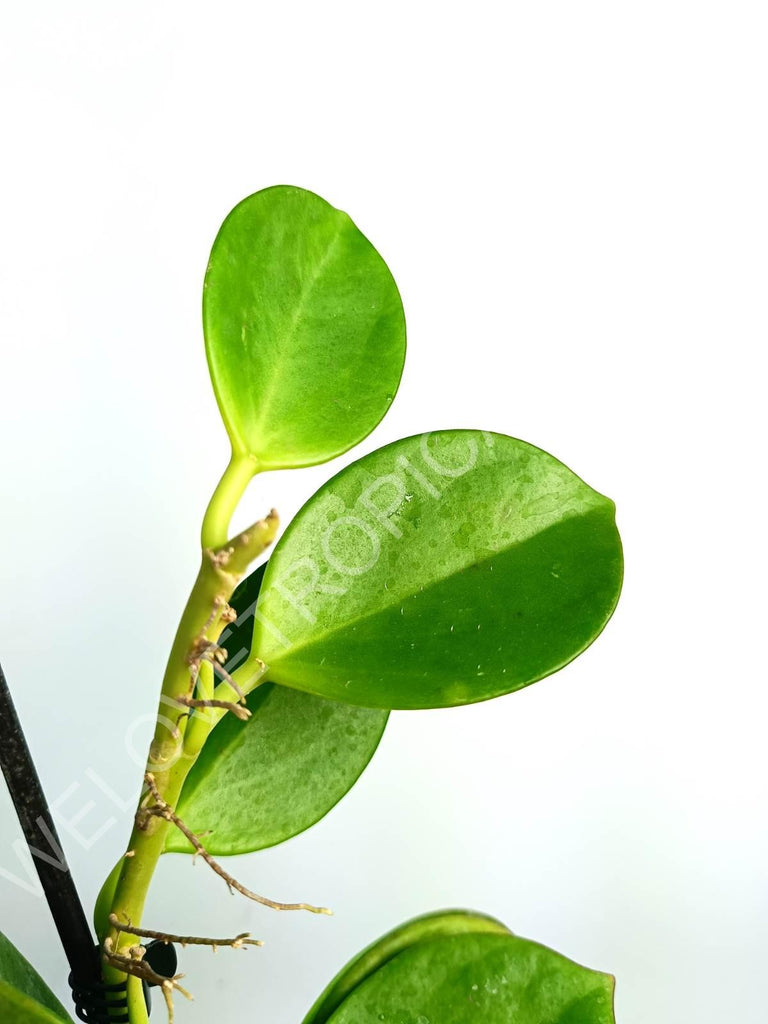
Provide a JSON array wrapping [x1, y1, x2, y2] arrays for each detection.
[[204, 185, 406, 469], [0, 932, 72, 1023], [166, 563, 388, 856], [304, 910, 511, 1024], [249, 430, 623, 709], [167, 683, 387, 855], [311, 920, 615, 1024]]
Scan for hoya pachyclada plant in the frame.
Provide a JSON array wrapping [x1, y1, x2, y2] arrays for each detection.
[[0, 185, 622, 1024]]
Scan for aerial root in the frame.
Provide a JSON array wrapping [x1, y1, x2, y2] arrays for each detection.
[[103, 937, 192, 1024], [186, 635, 249, 706], [173, 694, 251, 721], [143, 773, 332, 916], [208, 657, 248, 703], [108, 914, 263, 951]]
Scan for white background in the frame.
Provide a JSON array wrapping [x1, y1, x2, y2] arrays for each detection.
[[0, 4, 766, 1022]]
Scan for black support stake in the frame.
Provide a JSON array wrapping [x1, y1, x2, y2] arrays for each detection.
[[0, 658, 118, 1018]]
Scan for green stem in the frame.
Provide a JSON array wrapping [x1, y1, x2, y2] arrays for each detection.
[[125, 977, 147, 1024], [101, 756, 192, 1019], [100, 459, 276, 1021]]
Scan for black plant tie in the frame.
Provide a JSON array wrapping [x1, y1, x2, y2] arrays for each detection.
[[68, 939, 177, 1021], [68, 956, 129, 1022]]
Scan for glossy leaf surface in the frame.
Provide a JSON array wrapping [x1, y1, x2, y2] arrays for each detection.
[[304, 910, 510, 1024], [318, 926, 615, 1024], [0, 932, 71, 1023], [166, 564, 388, 856], [251, 430, 623, 709], [204, 185, 406, 469]]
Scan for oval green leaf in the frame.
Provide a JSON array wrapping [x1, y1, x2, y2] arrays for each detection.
[[204, 185, 406, 469], [318, 927, 615, 1024], [249, 430, 623, 709], [166, 563, 388, 856], [166, 682, 387, 856], [0, 932, 72, 1023], [304, 910, 511, 1024]]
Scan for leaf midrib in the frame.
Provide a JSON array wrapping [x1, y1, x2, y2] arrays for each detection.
[[242, 222, 345, 445], [258, 500, 612, 671]]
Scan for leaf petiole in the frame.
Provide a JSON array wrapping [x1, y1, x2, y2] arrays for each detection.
[[201, 452, 259, 550]]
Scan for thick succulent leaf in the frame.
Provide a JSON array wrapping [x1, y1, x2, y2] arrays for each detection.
[[166, 683, 387, 855], [166, 564, 387, 856], [0, 932, 72, 1023], [319, 928, 615, 1024], [304, 910, 510, 1024], [250, 430, 623, 709], [204, 185, 406, 469]]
